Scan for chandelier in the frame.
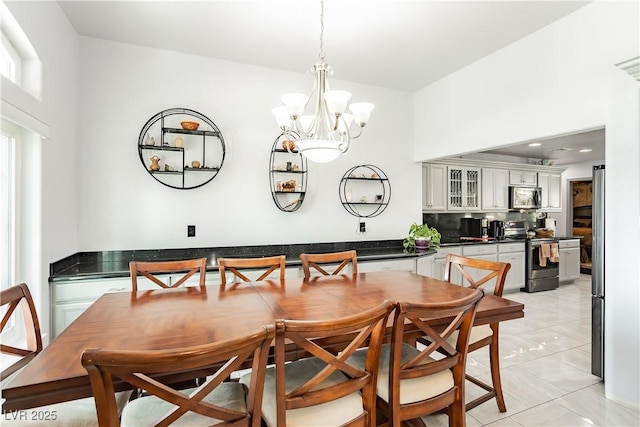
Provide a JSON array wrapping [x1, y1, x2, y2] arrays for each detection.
[[271, 0, 374, 163]]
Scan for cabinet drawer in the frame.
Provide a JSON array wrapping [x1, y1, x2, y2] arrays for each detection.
[[433, 246, 463, 259], [498, 242, 525, 254], [54, 278, 133, 303], [359, 259, 416, 273], [559, 239, 580, 249], [462, 245, 497, 256]]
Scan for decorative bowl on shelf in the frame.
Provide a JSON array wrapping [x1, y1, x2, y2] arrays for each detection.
[[181, 121, 200, 130]]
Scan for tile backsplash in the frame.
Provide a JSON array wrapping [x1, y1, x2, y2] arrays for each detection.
[[423, 212, 540, 243]]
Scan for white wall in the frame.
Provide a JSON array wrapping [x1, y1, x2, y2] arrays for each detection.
[[3, 1, 80, 340], [76, 37, 418, 251], [413, 1, 640, 408]]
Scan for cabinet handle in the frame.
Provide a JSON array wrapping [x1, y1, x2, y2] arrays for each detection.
[[107, 287, 126, 292]]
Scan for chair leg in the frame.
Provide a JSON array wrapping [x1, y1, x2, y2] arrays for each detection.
[[489, 338, 507, 412]]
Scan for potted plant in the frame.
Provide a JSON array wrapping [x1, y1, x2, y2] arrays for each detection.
[[403, 222, 441, 252]]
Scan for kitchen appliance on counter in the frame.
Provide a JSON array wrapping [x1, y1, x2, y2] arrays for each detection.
[[509, 186, 542, 210], [460, 217, 489, 238], [591, 164, 605, 379], [488, 220, 505, 240]]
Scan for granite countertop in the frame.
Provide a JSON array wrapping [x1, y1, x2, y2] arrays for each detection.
[[49, 239, 437, 282], [439, 235, 582, 247]]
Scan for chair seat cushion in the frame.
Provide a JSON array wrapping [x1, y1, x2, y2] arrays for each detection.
[[446, 324, 493, 346], [240, 357, 364, 427], [348, 343, 454, 405], [0, 391, 131, 426], [121, 383, 246, 427]]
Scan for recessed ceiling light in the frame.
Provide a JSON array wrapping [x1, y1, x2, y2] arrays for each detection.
[[528, 143, 541, 147], [548, 147, 573, 152], [579, 148, 593, 153]]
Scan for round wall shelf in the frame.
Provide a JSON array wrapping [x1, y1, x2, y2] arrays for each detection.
[[339, 164, 391, 218], [138, 108, 225, 190], [269, 133, 308, 212]]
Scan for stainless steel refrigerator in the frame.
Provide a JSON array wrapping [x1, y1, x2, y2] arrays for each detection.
[[591, 164, 605, 378]]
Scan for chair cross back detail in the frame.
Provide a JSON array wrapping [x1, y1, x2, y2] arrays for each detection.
[[444, 253, 511, 297], [129, 258, 207, 292], [299, 250, 358, 279], [1, 283, 43, 381], [273, 300, 394, 426], [217, 255, 286, 284], [82, 326, 274, 427], [384, 290, 484, 426]]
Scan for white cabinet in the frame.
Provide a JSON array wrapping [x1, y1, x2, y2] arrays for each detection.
[[481, 168, 509, 211], [509, 170, 537, 186], [422, 164, 447, 211], [538, 172, 562, 211], [415, 247, 462, 283], [447, 166, 481, 211], [498, 242, 526, 293], [358, 258, 416, 273], [461, 244, 499, 288], [559, 239, 581, 283]]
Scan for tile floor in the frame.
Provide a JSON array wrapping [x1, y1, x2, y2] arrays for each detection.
[[423, 274, 640, 427]]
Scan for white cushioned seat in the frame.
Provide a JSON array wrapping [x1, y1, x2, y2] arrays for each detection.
[[0, 391, 132, 427], [446, 323, 493, 346], [240, 357, 364, 427], [348, 343, 454, 404], [121, 383, 245, 427]]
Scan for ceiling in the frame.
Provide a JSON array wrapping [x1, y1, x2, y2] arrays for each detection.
[[56, 0, 590, 92], [55, 0, 602, 166], [478, 128, 605, 166]]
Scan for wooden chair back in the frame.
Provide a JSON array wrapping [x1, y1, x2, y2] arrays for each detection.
[[1, 283, 43, 381], [129, 258, 207, 292], [386, 289, 484, 426], [274, 300, 394, 426], [217, 255, 286, 284], [444, 253, 511, 297], [299, 250, 358, 279], [81, 326, 275, 427]]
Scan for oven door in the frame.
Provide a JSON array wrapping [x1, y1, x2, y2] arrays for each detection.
[[527, 240, 559, 278]]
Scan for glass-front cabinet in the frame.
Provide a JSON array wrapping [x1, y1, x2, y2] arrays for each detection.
[[447, 166, 480, 211]]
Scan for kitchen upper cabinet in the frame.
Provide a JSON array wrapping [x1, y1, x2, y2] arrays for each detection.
[[538, 172, 562, 211], [509, 169, 537, 186], [447, 166, 481, 211], [422, 164, 447, 212], [481, 168, 509, 211]]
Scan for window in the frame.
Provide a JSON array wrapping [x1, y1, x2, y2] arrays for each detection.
[[0, 31, 21, 84]]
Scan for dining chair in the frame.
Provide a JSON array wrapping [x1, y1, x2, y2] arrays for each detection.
[[240, 300, 394, 427], [299, 250, 358, 279], [217, 255, 286, 284], [129, 257, 207, 292], [81, 325, 275, 427], [348, 290, 484, 427], [440, 253, 512, 412], [1, 283, 132, 426]]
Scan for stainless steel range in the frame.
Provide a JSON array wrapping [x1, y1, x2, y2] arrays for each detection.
[[504, 221, 560, 292]]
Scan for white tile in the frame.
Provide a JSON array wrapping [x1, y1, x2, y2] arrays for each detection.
[[511, 400, 599, 426], [553, 383, 640, 426]]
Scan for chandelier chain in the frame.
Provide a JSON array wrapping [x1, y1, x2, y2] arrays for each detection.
[[319, 0, 325, 62]]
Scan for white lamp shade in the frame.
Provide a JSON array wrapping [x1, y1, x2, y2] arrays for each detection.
[[349, 102, 375, 125], [296, 139, 343, 163], [272, 106, 290, 129], [323, 90, 352, 114], [281, 93, 309, 118]]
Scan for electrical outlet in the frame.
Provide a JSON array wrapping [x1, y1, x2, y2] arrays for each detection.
[[187, 225, 196, 237], [359, 222, 366, 233]]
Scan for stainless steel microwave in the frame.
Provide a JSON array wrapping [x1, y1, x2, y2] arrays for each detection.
[[509, 186, 542, 210]]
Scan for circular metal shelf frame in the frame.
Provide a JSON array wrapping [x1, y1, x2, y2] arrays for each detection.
[[138, 108, 225, 190], [339, 164, 391, 218]]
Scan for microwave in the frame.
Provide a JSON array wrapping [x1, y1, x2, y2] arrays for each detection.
[[509, 186, 542, 210]]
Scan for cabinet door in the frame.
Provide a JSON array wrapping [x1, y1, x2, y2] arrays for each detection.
[[481, 168, 508, 211], [448, 166, 480, 211], [509, 170, 537, 186], [560, 248, 580, 282], [422, 164, 447, 211], [358, 259, 416, 273], [538, 172, 561, 211], [499, 252, 525, 292], [53, 301, 93, 338]]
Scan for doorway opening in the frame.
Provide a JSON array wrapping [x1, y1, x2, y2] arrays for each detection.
[[569, 179, 593, 274]]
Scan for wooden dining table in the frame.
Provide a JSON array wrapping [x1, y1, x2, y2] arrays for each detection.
[[1, 271, 524, 411]]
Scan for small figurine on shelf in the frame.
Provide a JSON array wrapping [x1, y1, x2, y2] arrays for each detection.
[[174, 136, 183, 148], [371, 172, 379, 179], [149, 156, 160, 171], [164, 164, 175, 172], [145, 134, 156, 146], [191, 160, 201, 168], [360, 195, 367, 203], [292, 164, 300, 171]]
